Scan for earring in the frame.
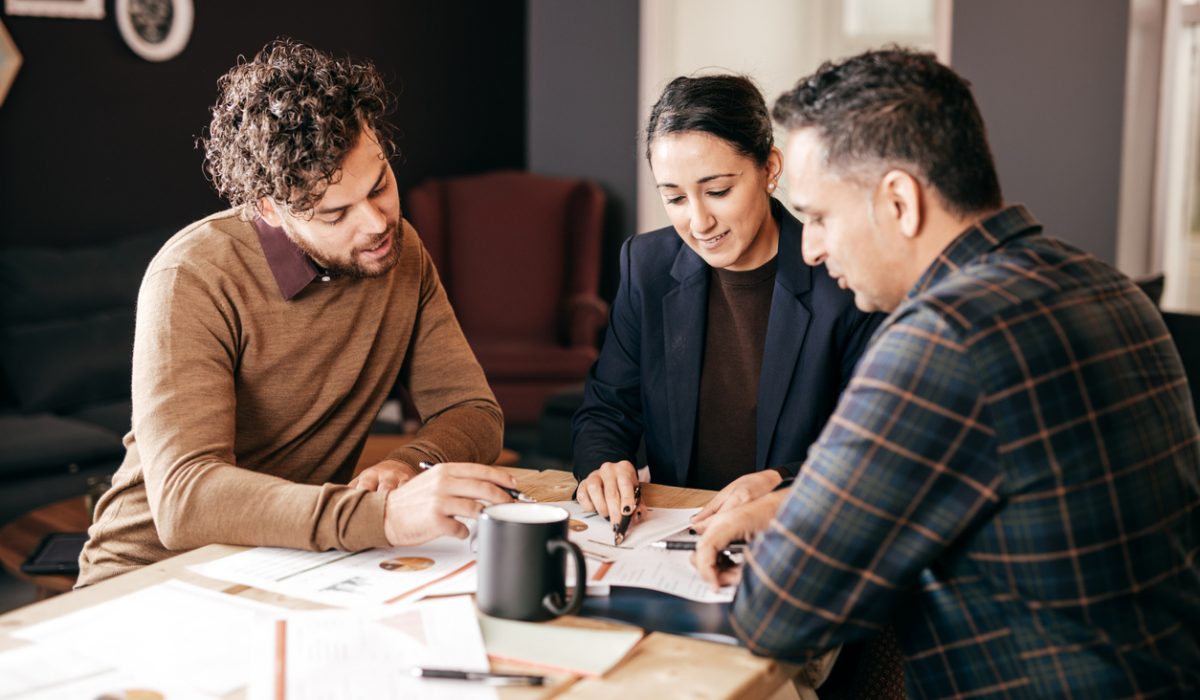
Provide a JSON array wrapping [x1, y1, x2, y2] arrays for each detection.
[[768, 181, 777, 193]]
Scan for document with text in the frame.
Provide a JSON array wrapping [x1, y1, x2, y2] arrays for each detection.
[[189, 537, 476, 607]]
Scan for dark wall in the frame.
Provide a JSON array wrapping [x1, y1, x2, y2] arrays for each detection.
[[527, 0, 639, 301], [0, 1, 527, 247], [951, 0, 1129, 263]]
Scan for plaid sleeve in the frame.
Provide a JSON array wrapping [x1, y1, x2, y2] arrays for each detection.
[[731, 307, 1004, 661]]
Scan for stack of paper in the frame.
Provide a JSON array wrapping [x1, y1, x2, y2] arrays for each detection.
[[250, 596, 496, 700], [12, 580, 287, 697]]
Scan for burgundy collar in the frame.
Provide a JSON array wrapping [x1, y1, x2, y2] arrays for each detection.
[[252, 217, 324, 301]]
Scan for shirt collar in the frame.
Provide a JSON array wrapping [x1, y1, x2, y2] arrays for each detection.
[[252, 216, 325, 301], [906, 204, 1042, 301]]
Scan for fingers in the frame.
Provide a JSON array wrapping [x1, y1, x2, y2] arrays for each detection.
[[434, 462, 519, 490], [585, 480, 609, 519], [691, 492, 727, 526], [351, 471, 379, 491], [614, 465, 638, 520]]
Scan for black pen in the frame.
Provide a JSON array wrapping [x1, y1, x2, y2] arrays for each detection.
[[417, 461, 537, 503], [412, 667, 546, 686], [649, 540, 745, 552], [613, 483, 641, 545]]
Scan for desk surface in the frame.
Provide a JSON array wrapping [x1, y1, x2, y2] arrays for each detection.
[[0, 467, 801, 700]]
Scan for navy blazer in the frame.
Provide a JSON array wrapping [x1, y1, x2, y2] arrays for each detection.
[[572, 200, 883, 487]]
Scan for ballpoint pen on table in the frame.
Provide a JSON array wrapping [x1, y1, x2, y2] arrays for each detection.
[[612, 483, 641, 546], [417, 461, 537, 502], [648, 540, 745, 553], [412, 667, 546, 686]]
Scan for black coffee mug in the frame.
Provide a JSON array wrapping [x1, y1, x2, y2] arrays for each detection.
[[476, 503, 587, 621]]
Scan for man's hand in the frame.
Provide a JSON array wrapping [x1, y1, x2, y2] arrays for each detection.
[[382, 462, 518, 546], [350, 459, 418, 491], [576, 460, 641, 522], [693, 490, 788, 590], [690, 470, 782, 532]]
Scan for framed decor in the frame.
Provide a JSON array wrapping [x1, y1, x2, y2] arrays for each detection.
[[115, 0, 193, 62], [4, 0, 104, 19], [0, 20, 20, 107]]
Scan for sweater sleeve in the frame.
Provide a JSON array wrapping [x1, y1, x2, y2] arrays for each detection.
[[133, 266, 390, 553], [384, 239, 504, 469]]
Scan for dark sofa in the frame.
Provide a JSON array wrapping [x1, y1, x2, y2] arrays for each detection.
[[0, 231, 173, 518]]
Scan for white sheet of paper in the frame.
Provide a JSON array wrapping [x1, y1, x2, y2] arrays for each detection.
[[592, 548, 736, 603], [189, 537, 475, 607], [539, 501, 730, 602], [13, 579, 285, 696], [549, 500, 700, 553], [248, 596, 496, 700], [0, 645, 217, 700]]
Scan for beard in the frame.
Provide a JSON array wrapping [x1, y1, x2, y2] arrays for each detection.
[[283, 219, 401, 280]]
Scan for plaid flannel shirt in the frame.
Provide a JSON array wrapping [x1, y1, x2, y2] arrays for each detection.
[[733, 205, 1200, 699]]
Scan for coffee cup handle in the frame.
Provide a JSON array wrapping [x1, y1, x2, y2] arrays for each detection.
[[543, 537, 587, 617]]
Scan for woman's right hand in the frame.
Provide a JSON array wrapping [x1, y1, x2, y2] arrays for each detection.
[[576, 460, 640, 522]]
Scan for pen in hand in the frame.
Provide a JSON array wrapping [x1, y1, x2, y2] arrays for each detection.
[[412, 667, 546, 686], [417, 461, 537, 503], [613, 483, 641, 546]]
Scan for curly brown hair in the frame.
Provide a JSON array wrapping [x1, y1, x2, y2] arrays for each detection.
[[201, 38, 396, 218]]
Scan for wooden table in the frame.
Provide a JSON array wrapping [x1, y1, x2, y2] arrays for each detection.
[[0, 468, 806, 700]]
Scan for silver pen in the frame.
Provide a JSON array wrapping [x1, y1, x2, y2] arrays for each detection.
[[412, 667, 546, 686]]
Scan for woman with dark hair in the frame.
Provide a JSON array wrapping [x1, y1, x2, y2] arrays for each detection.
[[572, 74, 883, 531]]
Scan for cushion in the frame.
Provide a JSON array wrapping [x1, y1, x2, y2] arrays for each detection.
[[0, 413, 124, 478], [1, 309, 135, 413]]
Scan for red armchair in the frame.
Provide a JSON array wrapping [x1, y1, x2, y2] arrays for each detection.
[[405, 171, 608, 425]]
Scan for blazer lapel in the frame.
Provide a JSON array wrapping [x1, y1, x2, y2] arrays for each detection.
[[756, 206, 812, 467], [663, 245, 708, 485]]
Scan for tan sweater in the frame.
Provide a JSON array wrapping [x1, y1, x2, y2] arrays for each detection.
[[78, 210, 502, 586]]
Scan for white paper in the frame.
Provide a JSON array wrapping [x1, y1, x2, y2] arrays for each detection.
[[543, 501, 733, 603], [249, 596, 496, 700], [189, 537, 476, 608], [549, 500, 701, 554], [13, 580, 285, 696], [591, 548, 736, 603]]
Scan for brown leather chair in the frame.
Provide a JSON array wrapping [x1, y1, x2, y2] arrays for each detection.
[[405, 171, 607, 425]]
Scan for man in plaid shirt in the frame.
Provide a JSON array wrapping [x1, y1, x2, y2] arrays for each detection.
[[695, 49, 1200, 698]]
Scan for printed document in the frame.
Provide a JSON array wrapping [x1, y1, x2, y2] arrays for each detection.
[[14, 579, 284, 696], [189, 537, 475, 607], [249, 596, 496, 700]]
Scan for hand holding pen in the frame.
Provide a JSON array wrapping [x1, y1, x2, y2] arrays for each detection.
[[418, 462, 537, 502], [612, 484, 641, 545], [575, 459, 643, 527]]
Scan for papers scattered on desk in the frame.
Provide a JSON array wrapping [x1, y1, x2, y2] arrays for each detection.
[[249, 596, 496, 700], [478, 613, 643, 678], [0, 642, 216, 700], [551, 500, 702, 554], [591, 548, 736, 603], [13, 579, 284, 696], [188, 536, 475, 607], [545, 501, 735, 603]]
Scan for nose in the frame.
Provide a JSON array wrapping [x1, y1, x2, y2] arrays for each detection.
[[356, 198, 388, 235], [688, 201, 716, 236], [801, 224, 826, 266]]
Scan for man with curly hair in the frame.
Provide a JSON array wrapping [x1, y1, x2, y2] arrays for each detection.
[[78, 39, 514, 586], [694, 48, 1200, 697]]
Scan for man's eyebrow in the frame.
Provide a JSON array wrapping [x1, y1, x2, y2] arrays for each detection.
[[656, 172, 738, 189], [315, 164, 388, 216]]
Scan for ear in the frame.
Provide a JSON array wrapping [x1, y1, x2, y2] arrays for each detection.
[[257, 197, 283, 227], [878, 169, 922, 239], [766, 146, 784, 186]]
